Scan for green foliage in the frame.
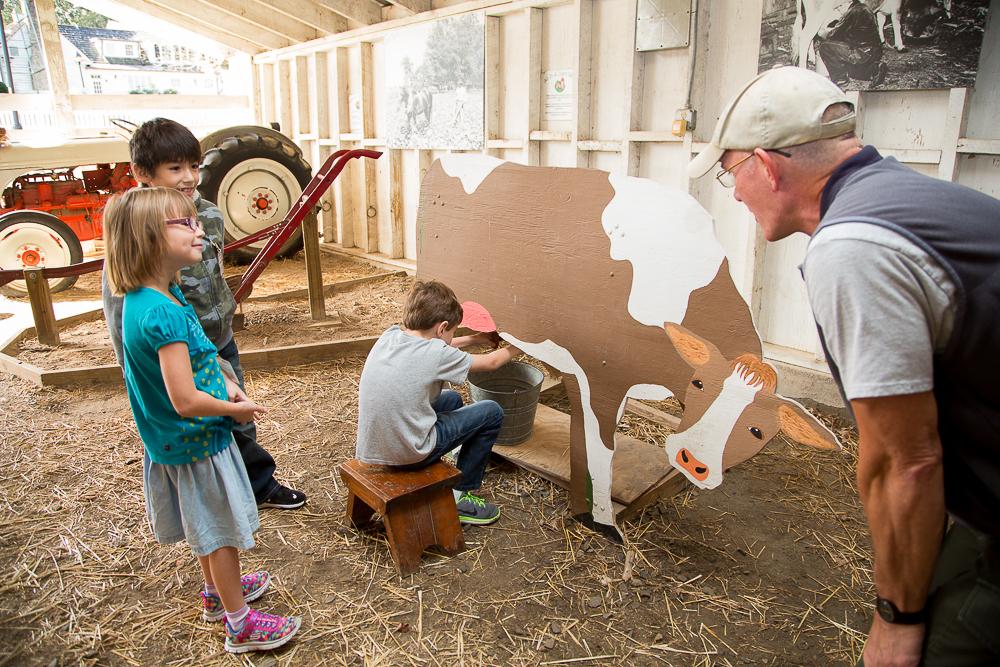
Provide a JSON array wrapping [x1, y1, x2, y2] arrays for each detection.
[[0, 80, 8, 94], [55, 0, 108, 29], [418, 14, 484, 89]]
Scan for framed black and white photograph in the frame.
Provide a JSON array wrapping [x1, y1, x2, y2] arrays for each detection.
[[385, 13, 485, 150], [758, 0, 991, 90]]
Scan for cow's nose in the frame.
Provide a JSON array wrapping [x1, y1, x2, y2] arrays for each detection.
[[675, 448, 710, 482]]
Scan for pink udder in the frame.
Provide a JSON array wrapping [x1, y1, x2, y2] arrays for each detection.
[[460, 301, 497, 332]]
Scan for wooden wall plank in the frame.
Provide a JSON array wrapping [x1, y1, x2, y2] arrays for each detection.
[[525, 8, 542, 166], [939, 88, 970, 182], [359, 42, 379, 253], [485, 15, 503, 157], [389, 149, 405, 258], [276, 59, 294, 135], [335, 47, 356, 248], [572, 0, 593, 168]]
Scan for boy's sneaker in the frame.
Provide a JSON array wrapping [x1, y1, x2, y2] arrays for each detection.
[[456, 492, 501, 525], [258, 484, 307, 510], [225, 609, 302, 653], [201, 571, 271, 622]]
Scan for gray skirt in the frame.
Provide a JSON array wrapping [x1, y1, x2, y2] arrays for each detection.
[[143, 439, 260, 557]]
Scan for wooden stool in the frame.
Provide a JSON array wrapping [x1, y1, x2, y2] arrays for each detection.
[[339, 459, 466, 576]]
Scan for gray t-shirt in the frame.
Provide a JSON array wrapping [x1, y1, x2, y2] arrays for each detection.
[[802, 222, 958, 400], [355, 325, 473, 465]]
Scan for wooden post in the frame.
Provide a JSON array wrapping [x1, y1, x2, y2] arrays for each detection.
[[24, 268, 59, 346], [334, 47, 355, 248], [573, 0, 594, 168], [302, 214, 327, 321], [389, 148, 405, 258], [525, 8, 542, 166], [34, 0, 75, 131], [485, 16, 502, 158], [938, 88, 969, 182]]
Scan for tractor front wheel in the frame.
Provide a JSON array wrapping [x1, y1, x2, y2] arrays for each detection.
[[198, 128, 313, 263], [0, 210, 84, 296]]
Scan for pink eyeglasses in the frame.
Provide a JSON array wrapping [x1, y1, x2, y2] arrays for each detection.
[[165, 216, 202, 232]]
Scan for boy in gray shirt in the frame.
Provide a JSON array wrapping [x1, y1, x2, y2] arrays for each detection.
[[356, 281, 520, 525]]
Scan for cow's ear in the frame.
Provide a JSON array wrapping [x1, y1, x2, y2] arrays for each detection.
[[777, 401, 840, 450], [664, 324, 712, 368]]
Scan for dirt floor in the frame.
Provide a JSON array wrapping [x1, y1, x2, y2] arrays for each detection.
[[0, 252, 874, 666]]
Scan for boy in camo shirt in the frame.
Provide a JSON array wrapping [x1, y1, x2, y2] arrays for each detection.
[[102, 118, 306, 510]]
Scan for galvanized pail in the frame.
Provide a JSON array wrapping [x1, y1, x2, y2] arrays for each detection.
[[467, 361, 545, 445]]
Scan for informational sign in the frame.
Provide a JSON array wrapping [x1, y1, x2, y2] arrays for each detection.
[[543, 69, 574, 122]]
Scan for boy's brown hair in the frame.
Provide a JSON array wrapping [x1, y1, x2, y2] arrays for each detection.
[[104, 187, 197, 294], [403, 280, 463, 331], [129, 117, 202, 178]]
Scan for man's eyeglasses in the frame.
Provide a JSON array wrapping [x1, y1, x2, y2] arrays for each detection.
[[715, 148, 793, 188], [165, 216, 202, 232]]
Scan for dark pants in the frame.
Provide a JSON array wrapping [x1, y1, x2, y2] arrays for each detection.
[[859, 523, 1000, 666], [815, 39, 882, 84], [218, 337, 278, 503], [398, 390, 504, 492]]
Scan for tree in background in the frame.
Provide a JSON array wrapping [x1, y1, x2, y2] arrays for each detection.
[[55, 0, 108, 28], [419, 14, 484, 90]]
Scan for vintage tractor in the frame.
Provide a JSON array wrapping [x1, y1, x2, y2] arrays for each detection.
[[0, 125, 313, 296]]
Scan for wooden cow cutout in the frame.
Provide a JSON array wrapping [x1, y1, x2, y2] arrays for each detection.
[[417, 155, 839, 537]]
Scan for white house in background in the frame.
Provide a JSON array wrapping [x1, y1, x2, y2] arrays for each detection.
[[3, 23, 233, 95]]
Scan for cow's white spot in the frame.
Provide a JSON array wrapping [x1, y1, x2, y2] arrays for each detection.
[[439, 154, 506, 195], [500, 332, 618, 532], [664, 369, 763, 489], [618, 384, 674, 422], [602, 173, 726, 326]]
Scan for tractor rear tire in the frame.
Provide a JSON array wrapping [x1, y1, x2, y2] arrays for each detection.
[[198, 128, 313, 264], [0, 210, 83, 296]]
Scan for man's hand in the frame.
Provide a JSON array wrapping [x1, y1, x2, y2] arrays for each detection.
[[862, 617, 924, 667], [230, 399, 267, 424]]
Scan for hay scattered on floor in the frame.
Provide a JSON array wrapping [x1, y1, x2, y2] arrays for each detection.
[[0, 256, 873, 666]]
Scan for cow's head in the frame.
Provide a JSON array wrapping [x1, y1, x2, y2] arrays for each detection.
[[663, 324, 840, 489]]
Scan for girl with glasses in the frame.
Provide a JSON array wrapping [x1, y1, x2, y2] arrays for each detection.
[[103, 187, 301, 653]]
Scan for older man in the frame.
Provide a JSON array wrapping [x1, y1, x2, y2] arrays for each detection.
[[688, 66, 1000, 667]]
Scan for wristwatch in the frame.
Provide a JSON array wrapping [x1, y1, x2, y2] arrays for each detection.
[[875, 597, 925, 625]]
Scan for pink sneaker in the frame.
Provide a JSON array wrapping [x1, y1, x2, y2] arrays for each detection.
[[224, 608, 302, 653], [201, 571, 271, 622]]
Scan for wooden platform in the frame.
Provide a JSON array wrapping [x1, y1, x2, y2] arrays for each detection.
[[493, 403, 687, 521]]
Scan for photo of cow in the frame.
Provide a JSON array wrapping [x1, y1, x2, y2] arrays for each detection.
[[758, 0, 990, 90], [386, 13, 485, 150]]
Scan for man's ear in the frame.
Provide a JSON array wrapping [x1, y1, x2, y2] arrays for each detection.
[[777, 399, 840, 450], [131, 163, 152, 185], [754, 148, 781, 191]]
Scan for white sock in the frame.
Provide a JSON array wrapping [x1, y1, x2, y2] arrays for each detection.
[[204, 582, 218, 596], [453, 489, 464, 501], [226, 605, 249, 632]]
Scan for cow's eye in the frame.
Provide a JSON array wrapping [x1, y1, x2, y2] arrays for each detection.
[[748, 426, 763, 439], [691, 379, 704, 390]]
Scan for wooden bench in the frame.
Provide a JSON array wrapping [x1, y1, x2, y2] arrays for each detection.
[[339, 459, 466, 576]]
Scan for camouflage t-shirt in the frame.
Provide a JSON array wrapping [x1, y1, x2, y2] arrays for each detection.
[[103, 194, 237, 365]]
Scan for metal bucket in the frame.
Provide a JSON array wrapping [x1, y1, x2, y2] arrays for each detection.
[[468, 361, 545, 445]]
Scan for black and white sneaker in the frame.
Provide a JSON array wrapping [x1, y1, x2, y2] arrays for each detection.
[[455, 492, 500, 525], [258, 484, 307, 510]]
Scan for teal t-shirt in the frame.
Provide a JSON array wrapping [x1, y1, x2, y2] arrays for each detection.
[[122, 283, 232, 465]]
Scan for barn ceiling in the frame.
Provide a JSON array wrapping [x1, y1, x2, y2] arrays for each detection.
[[98, 0, 431, 54]]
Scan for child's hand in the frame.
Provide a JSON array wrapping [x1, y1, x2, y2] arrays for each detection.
[[224, 376, 248, 403], [473, 331, 502, 349], [230, 400, 267, 424]]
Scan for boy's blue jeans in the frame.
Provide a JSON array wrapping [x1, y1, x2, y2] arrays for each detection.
[[399, 390, 504, 492]]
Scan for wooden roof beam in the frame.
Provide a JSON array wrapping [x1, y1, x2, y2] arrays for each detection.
[[381, 0, 431, 17], [314, 0, 383, 26], [251, 0, 349, 36], [196, 0, 325, 43], [96, 0, 267, 53], [141, 0, 293, 50]]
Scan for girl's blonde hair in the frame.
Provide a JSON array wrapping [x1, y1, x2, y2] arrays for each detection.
[[104, 187, 196, 294]]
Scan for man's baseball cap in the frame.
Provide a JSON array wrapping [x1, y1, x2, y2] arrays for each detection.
[[687, 66, 856, 179]]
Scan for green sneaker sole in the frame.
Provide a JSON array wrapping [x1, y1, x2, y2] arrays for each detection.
[[458, 509, 501, 525]]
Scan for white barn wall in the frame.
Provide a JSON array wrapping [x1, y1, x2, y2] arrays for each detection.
[[252, 0, 1000, 378]]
